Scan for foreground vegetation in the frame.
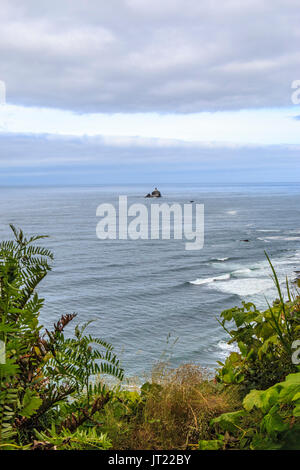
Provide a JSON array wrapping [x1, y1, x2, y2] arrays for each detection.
[[0, 227, 299, 450]]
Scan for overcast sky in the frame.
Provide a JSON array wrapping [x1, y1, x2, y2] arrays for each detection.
[[0, 0, 299, 184]]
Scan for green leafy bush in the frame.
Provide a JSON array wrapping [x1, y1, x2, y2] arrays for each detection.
[[0, 226, 123, 449], [216, 254, 300, 391], [202, 372, 300, 450]]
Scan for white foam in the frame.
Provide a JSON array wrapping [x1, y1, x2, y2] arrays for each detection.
[[213, 277, 273, 296], [191, 248, 300, 297], [190, 273, 231, 285], [263, 236, 300, 241], [256, 229, 281, 232], [218, 340, 240, 359], [232, 268, 252, 275]]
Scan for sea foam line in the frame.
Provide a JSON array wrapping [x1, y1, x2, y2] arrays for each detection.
[[189, 273, 231, 285]]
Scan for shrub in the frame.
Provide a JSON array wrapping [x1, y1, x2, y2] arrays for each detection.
[[216, 254, 300, 391], [201, 372, 300, 450], [103, 364, 240, 450], [0, 226, 123, 449]]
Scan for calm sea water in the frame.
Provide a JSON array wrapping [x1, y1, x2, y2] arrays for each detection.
[[1, 183, 300, 377]]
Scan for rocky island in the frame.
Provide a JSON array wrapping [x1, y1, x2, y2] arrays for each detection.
[[145, 187, 162, 198]]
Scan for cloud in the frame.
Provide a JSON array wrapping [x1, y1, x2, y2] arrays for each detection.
[[1, 104, 300, 146], [0, 0, 299, 112], [0, 132, 299, 186]]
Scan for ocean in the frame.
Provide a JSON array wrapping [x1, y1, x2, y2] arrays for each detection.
[[1, 183, 300, 378]]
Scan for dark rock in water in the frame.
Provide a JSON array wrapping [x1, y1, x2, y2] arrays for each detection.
[[151, 187, 161, 197], [145, 188, 162, 198]]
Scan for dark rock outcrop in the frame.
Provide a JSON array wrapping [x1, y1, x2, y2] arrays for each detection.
[[145, 188, 162, 198]]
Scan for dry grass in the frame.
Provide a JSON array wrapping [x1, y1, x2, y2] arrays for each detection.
[[122, 363, 241, 450]]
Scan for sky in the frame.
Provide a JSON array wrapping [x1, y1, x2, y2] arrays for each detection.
[[0, 0, 300, 185]]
